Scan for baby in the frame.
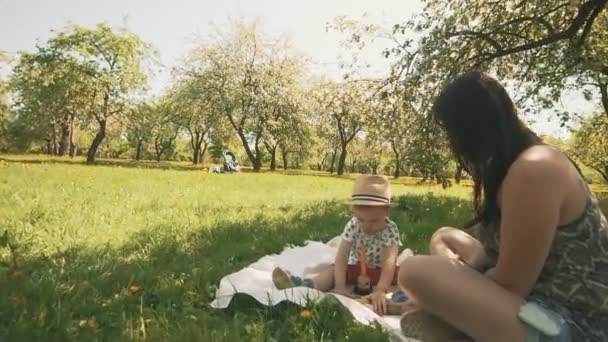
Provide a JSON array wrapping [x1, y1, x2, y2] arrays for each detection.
[[272, 175, 401, 314]]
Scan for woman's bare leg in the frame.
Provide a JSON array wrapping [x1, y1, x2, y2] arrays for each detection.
[[399, 255, 527, 342]]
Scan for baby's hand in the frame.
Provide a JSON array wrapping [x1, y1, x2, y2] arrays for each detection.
[[371, 289, 387, 315]]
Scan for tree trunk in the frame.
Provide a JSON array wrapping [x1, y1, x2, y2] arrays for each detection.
[[69, 117, 76, 159], [154, 137, 163, 162], [337, 145, 348, 176], [372, 163, 378, 175], [86, 119, 106, 164], [455, 164, 464, 184], [317, 153, 328, 171], [391, 144, 401, 179], [58, 122, 71, 156], [192, 144, 200, 165], [236, 129, 260, 172], [70, 144, 78, 158], [329, 148, 338, 174], [282, 148, 289, 171], [264, 141, 279, 171], [46, 139, 53, 155], [135, 140, 143, 161], [599, 82, 608, 120], [50, 125, 58, 155], [394, 160, 401, 179], [269, 150, 277, 171], [200, 141, 208, 164], [191, 132, 204, 165], [253, 136, 263, 172]]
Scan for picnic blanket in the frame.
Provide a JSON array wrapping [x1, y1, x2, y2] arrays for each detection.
[[210, 237, 418, 342]]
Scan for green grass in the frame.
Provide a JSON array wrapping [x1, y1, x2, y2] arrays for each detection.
[[0, 155, 605, 341]]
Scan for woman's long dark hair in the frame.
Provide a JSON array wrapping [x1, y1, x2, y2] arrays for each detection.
[[432, 71, 542, 228]]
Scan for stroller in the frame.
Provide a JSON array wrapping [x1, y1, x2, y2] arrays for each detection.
[[222, 151, 240, 173]]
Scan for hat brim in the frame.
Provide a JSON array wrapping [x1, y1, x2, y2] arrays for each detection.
[[344, 199, 396, 207]]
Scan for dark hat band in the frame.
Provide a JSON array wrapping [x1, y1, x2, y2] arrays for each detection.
[[351, 194, 390, 204]]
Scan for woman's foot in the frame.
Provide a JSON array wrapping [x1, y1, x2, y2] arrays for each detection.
[[400, 304, 467, 342], [272, 267, 313, 289]]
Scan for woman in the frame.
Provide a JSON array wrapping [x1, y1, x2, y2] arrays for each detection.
[[398, 72, 608, 341]]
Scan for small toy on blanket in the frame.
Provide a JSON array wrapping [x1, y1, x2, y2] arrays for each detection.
[[349, 243, 409, 315], [352, 289, 409, 315]]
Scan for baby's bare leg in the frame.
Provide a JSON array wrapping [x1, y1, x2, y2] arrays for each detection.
[[307, 265, 335, 291]]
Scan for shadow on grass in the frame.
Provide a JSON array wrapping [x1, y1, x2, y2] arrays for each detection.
[[0, 194, 471, 341]]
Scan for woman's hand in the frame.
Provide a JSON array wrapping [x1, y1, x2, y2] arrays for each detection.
[[370, 288, 388, 314]]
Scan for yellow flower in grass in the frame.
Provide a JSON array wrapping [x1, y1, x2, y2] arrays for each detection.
[[300, 309, 312, 319]]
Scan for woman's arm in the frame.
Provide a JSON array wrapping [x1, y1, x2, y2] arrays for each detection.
[[494, 155, 565, 297], [430, 227, 490, 271]]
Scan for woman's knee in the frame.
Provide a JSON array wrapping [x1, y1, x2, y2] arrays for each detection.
[[431, 226, 458, 241], [430, 226, 458, 251], [398, 255, 434, 292]]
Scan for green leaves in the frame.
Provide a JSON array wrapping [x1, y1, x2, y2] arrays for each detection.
[[572, 112, 608, 182], [9, 22, 152, 161], [181, 19, 307, 170]]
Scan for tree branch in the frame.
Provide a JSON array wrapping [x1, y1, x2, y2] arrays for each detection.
[[475, 0, 607, 64], [577, 3, 604, 46], [589, 164, 608, 182]]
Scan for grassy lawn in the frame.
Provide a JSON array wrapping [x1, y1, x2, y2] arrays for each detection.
[[0, 155, 605, 341]]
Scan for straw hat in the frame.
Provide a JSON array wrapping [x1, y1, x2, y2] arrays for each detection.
[[348, 175, 393, 207]]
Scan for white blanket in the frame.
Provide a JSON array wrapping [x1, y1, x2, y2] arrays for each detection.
[[210, 238, 418, 341]]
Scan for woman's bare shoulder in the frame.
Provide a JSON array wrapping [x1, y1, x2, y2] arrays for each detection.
[[510, 145, 571, 180]]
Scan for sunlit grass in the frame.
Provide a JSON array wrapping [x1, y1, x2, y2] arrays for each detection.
[[0, 155, 604, 341]]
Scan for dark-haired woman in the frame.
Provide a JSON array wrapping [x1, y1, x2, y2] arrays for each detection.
[[398, 72, 608, 342]]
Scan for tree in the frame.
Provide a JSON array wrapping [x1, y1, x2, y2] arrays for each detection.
[[314, 81, 372, 175], [307, 130, 332, 172], [572, 113, 608, 182], [125, 102, 155, 160], [50, 23, 151, 163], [369, 90, 419, 178], [170, 75, 221, 165], [309, 107, 341, 173], [330, 16, 456, 181], [189, 20, 304, 172], [278, 121, 312, 171], [0, 51, 10, 151], [10, 46, 94, 155], [262, 79, 308, 171], [330, 2, 608, 182], [393, 0, 608, 122], [149, 99, 179, 162]]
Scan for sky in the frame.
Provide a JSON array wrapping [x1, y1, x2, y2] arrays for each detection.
[[0, 0, 598, 137]]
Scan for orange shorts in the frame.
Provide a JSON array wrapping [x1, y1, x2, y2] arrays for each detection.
[[346, 264, 399, 286]]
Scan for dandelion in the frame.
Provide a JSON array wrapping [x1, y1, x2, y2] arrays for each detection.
[[128, 284, 141, 295], [300, 309, 312, 319]]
